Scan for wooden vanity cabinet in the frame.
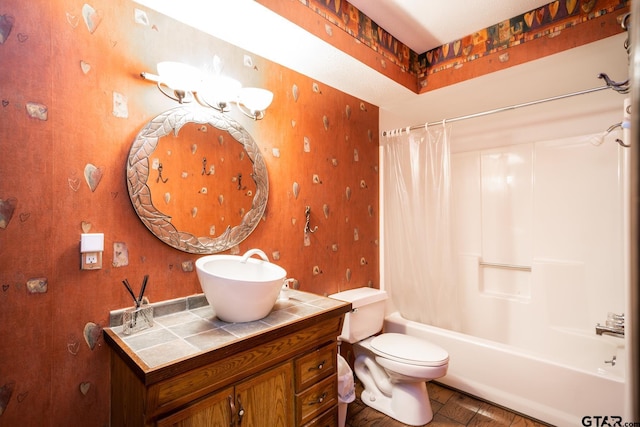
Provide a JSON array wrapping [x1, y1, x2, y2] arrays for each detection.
[[105, 305, 349, 427]]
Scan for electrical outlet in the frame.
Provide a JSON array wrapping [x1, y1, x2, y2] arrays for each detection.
[[81, 252, 102, 270], [80, 233, 104, 270]]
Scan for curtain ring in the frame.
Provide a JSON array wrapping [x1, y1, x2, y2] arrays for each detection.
[[424, 122, 429, 131]]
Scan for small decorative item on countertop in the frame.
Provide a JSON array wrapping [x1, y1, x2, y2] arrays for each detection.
[[122, 304, 153, 335], [120, 275, 153, 335]]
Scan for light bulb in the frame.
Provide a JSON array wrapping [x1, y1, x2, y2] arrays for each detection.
[[156, 62, 204, 92], [239, 88, 273, 113]]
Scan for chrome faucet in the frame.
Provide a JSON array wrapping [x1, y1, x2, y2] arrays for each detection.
[[595, 312, 624, 338]]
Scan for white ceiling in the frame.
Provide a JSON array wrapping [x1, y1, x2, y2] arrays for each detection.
[[347, 0, 552, 53], [134, 0, 629, 144]]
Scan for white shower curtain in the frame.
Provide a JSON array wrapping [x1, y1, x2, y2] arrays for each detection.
[[382, 124, 459, 330]]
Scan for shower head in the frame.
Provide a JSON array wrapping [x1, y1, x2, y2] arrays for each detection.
[[589, 122, 630, 147]]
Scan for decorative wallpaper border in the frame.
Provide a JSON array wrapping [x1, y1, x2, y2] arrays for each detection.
[[305, 0, 415, 72], [302, 0, 629, 80], [419, 0, 630, 80]]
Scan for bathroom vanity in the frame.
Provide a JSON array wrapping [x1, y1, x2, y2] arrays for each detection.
[[104, 291, 351, 427]]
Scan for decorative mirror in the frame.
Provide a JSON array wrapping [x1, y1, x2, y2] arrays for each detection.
[[126, 106, 268, 253]]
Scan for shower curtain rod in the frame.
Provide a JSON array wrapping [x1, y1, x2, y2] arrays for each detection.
[[381, 84, 611, 137]]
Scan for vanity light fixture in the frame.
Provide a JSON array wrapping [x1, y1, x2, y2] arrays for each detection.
[[140, 61, 273, 120], [236, 87, 274, 121], [199, 75, 242, 112], [153, 61, 202, 104]]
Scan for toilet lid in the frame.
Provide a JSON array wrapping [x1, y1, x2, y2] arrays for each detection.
[[370, 333, 449, 367]]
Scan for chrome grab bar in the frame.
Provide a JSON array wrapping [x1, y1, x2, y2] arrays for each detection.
[[479, 261, 532, 272]]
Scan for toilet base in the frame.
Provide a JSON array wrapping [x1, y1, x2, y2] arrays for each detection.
[[359, 381, 433, 426]]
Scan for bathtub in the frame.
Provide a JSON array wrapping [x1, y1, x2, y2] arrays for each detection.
[[384, 312, 626, 426]]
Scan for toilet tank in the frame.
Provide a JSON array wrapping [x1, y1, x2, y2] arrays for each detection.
[[329, 287, 388, 343]]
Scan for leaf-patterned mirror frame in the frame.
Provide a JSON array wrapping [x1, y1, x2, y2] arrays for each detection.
[[126, 106, 268, 254]]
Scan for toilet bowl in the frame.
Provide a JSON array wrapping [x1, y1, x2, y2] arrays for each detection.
[[354, 334, 448, 425], [330, 288, 449, 426]]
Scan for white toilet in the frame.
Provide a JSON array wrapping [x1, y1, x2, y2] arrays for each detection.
[[330, 287, 449, 426]]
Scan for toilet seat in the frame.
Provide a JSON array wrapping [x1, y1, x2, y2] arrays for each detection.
[[370, 333, 449, 367]]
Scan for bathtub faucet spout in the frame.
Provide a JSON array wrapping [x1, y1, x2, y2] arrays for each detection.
[[595, 324, 624, 338], [595, 323, 624, 338], [595, 312, 625, 338]]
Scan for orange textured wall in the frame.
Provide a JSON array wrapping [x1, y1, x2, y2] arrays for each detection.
[[0, 0, 379, 425]]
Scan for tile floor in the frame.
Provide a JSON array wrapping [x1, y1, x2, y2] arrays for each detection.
[[346, 380, 552, 427]]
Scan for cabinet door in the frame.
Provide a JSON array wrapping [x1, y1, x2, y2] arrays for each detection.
[[235, 362, 294, 427], [157, 386, 234, 427]]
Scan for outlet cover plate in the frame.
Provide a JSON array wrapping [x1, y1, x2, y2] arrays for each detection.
[[81, 252, 102, 270]]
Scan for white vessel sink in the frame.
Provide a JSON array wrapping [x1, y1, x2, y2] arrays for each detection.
[[195, 249, 287, 323]]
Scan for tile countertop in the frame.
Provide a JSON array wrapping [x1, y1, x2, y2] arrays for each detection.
[[103, 290, 351, 384]]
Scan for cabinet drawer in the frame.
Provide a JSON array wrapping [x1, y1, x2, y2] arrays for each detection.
[[295, 375, 337, 426], [295, 343, 336, 392], [303, 407, 338, 427]]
